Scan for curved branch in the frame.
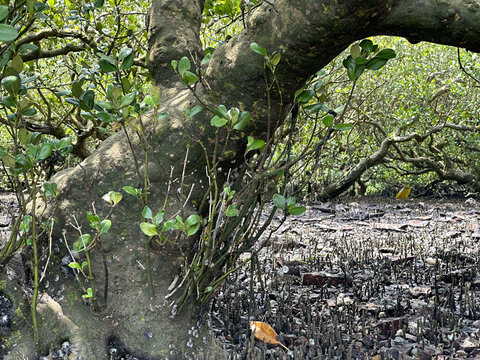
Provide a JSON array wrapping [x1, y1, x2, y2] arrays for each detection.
[[21, 44, 86, 62], [378, 0, 480, 53], [457, 48, 480, 85], [16, 29, 96, 48], [320, 116, 480, 199]]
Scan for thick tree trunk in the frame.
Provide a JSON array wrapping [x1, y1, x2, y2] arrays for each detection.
[[7, 0, 480, 358]]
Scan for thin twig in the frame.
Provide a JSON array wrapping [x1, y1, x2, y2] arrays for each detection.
[[39, 219, 55, 283], [457, 47, 480, 85]]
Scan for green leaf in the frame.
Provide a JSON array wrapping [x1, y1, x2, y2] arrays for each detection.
[[118, 47, 132, 61], [333, 123, 353, 131], [140, 222, 158, 237], [22, 107, 37, 116], [226, 204, 239, 217], [350, 43, 361, 58], [185, 105, 203, 120], [182, 70, 199, 84], [0, 6, 9, 21], [342, 55, 355, 72], [19, 43, 38, 53], [74, 234, 91, 252], [273, 194, 286, 210], [349, 64, 366, 81], [71, 82, 83, 98], [86, 211, 100, 227], [0, 24, 18, 42], [153, 210, 164, 226], [185, 214, 201, 236], [375, 48, 396, 59], [100, 219, 112, 234], [366, 57, 388, 70], [288, 206, 306, 216], [250, 42, 267, 56], [99, 59, 116, 73], [246, 136, 265, 153], [200, 52, 212, 66], [162, 219, 183, 231], [96, 100, 115, 110], [98, 53, 115, 64], [178, 57, 190, 76], [294, 86, 307, 100], [175, 216, 184, 226], [354, 56, 368, 64], [43, 182, 58, 197], [144, 95, 158, 108], [304, 103, 328, 113], [120, 53, 134, 70], [233, 111, 251, 130], [21, 75, 38, 85], [97, 111, 117, 123], [26, 145, 37, 160], [18, 128, 30, 146], [20, 215, 31, 232], [185, 214, 200, 227], [26, 0, 35, 13], [123, 186, 139, 196], [68, 262, 80, 269], [210, 115, 228, 128], [111, 191, 123, 205], [286, 197, 296, 207], [102, 191, 122, 206], [1, 75, 20, 94], [11, 55, 23, 73], [37, 143, 53, 161], [322, 114, 334, 127], [171, 60, 177, 71], [57, 137, 73, 150], [2, 95, 16, 108], [227, 107, 239, 125], [1, 154, 14, 168], [120, 93, 135, 107], [81, 90, 95, 109], [65, 97, 80, 106], [296, 89, 315, 104], [271, 52, 281, 66], [82, 288, 93, 298], [142, 206, 153, 220], [359, 39, 374, 54], [214, 105, 228, 118], [122, 77, 131, 93]]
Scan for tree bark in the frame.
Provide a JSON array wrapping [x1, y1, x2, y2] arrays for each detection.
[[12, 0, 480, 358]]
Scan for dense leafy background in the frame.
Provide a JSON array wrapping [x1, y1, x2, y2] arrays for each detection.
[[0, 0, 478, 196]]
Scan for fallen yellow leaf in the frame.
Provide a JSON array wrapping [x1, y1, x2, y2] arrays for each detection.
[[249, 321, 289, 351], [395, 185, 411, 199]]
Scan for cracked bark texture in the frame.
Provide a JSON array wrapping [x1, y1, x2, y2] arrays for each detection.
[[7, 0, 480, 358]]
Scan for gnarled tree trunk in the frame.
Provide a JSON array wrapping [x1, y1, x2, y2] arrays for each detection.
[[6, 0, 480, 358]]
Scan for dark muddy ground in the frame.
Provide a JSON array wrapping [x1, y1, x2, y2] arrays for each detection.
[[1, 195, 480, 359], [208, 197, 480, 359]]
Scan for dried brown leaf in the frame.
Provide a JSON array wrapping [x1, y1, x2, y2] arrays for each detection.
[[249, 321, 289, 351]]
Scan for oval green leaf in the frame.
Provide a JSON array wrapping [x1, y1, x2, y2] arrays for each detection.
[[140, 222, 158, 237], [0, 24, 18, 42], [250, 42, 267, 56]]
